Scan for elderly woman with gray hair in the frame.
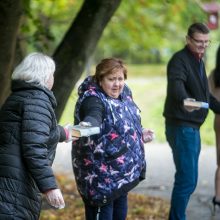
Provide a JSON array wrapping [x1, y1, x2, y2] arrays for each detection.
[[0, 52, 68, 219]]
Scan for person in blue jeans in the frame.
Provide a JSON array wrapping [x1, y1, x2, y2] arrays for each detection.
[[163, 22, 220, 220]]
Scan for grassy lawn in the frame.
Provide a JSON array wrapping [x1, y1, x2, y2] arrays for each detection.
[[60, 64, 215, 147]]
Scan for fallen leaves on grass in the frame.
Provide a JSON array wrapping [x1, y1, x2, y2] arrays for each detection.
[[40, 174, 169, 220]]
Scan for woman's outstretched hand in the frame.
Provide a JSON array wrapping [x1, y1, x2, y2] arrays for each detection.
[[142, 129, 155, 143]]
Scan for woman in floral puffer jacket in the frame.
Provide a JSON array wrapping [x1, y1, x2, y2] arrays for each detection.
[[72, 58, 154, 220]]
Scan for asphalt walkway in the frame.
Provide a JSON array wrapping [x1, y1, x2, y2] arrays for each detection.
[[53, 142, 220, 220]]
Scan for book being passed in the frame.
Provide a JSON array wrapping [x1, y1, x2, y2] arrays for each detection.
[[71, 125, 100, 137], [183, 99, 209, 109]]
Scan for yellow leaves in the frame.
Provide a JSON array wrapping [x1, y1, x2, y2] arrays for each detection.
[[40, 174, 169, 220], [127, 193, 169, 220]]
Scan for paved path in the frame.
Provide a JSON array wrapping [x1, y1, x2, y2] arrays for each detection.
[[53, 142, 220, 220]]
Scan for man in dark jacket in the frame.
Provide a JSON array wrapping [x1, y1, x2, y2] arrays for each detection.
[[163, 22, 220, 220]]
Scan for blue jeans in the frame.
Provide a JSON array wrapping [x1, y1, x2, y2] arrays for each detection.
[[166, 124, 201, 220], [84, 194, 128, 220]]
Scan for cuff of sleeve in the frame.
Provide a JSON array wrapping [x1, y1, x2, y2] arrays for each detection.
[[83, 116, 100, 127], [64, 127, 70, 140], [58, 125, 67, 142]]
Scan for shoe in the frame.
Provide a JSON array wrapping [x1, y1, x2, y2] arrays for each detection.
[[212, 196, 220, 214]]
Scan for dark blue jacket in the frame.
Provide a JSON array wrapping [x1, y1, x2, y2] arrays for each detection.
[[72, 76, 146, 206], [0, 80, 66, 219]]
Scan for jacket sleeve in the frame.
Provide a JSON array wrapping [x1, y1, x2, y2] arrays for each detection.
[[167, 55, 189, 103], [80, 96, 104, 126], [210, 93, 220, 114], [57, 125, 67, 142], [21, 99, 57, 193]]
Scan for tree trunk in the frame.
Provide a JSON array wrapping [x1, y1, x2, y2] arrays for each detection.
[[53, 0, 122, 120], [0, 0, 23, 106]]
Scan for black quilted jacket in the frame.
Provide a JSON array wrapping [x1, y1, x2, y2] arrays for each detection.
[[0, 80, 66, 219]]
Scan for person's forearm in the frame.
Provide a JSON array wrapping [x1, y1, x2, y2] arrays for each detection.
[[169, 80, 188, 102], [210, 94, 220, 114], [83, 115, 101, 126], [80, 96, 104, 126], [57, 125, 67, 142]]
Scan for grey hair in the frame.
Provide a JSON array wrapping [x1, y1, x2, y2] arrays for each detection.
[[11, 52, 55, 87]]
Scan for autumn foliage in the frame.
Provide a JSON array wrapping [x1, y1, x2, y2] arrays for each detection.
[[40, 174, 169, 220]]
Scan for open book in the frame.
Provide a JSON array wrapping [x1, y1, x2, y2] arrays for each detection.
[[183, 99, 209, 109], [71, 125, 100, 137]]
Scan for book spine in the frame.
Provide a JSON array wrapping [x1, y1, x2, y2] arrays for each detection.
[[200, 102, 209, 109]]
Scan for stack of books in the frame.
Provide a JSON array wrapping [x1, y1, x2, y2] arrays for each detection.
[[71, 125, 100, 137], [183, 99, 209, 109]]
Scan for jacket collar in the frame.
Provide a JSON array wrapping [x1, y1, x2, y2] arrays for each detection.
[[11, 80, 57, 107]]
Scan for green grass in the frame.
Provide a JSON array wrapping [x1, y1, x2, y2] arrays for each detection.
[[60, 64, 215, 147], [126, 63, 166, 77]]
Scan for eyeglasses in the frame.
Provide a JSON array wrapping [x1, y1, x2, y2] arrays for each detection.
[[189, 35, 211, 46]]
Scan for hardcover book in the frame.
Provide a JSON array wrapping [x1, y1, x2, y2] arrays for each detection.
[[71, 125, 100, 137], [183, 99, 209, 109]]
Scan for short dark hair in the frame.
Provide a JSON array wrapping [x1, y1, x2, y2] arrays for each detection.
[[187, 22, 210, 37]]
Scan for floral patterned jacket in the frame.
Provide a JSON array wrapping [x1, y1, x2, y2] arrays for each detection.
[[72, 76, 146, 206]]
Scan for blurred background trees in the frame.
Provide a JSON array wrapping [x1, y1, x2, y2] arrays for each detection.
[[0, 0, 219, 120]]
